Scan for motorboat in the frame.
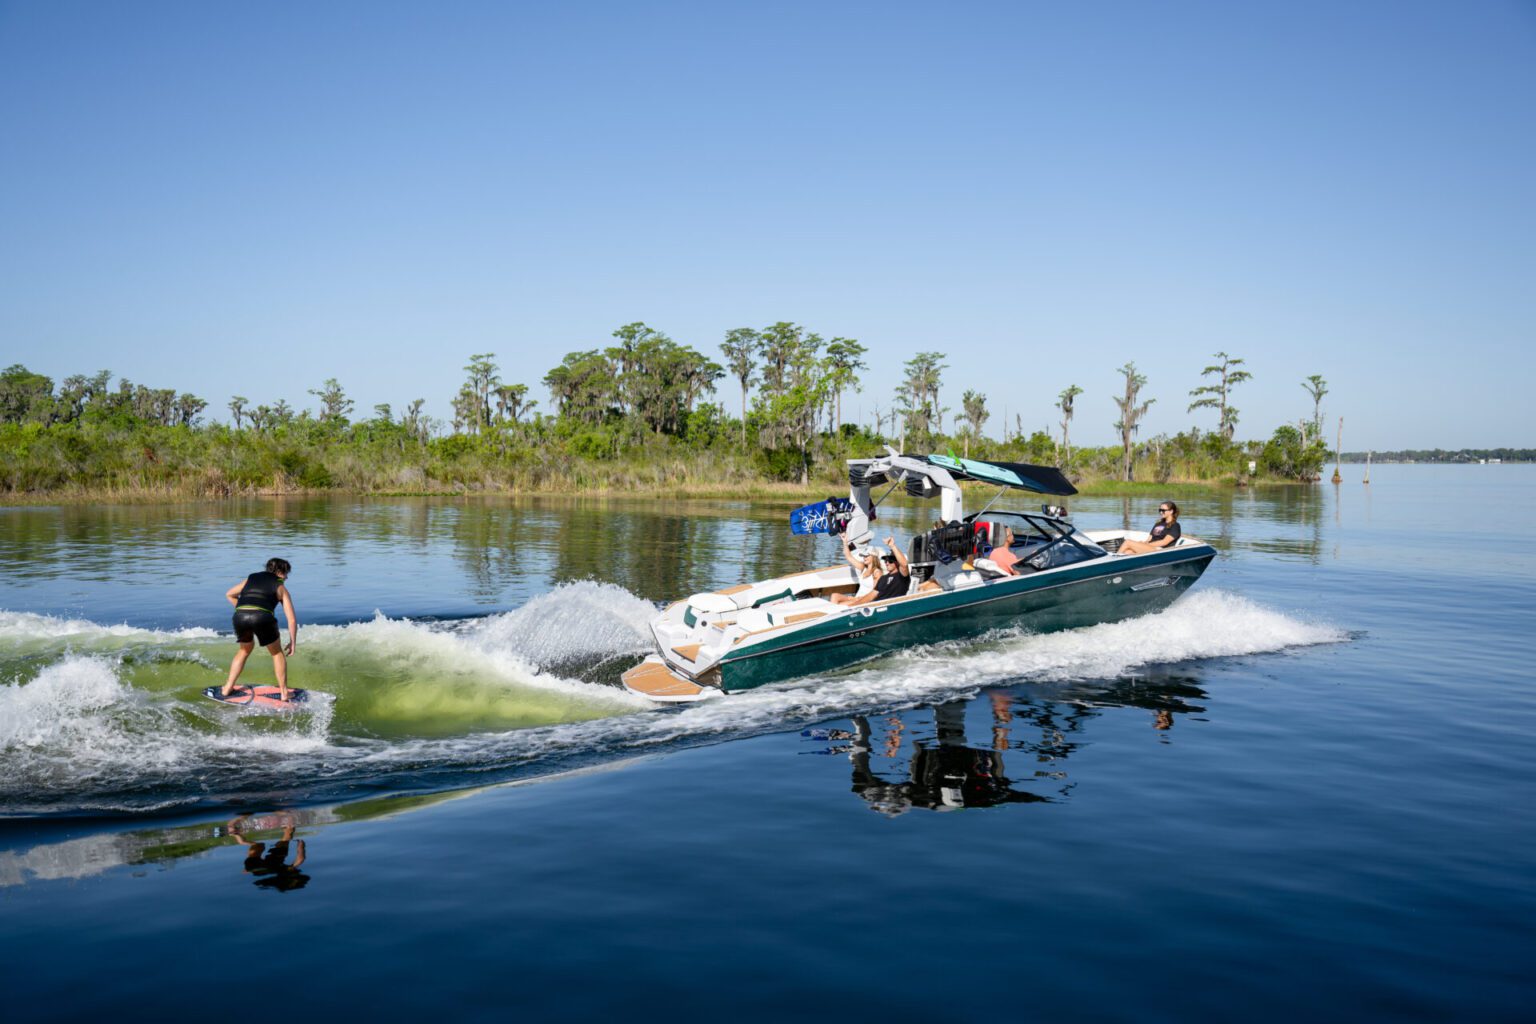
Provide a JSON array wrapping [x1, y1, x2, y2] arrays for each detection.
[[621, 450, 1217, 702]]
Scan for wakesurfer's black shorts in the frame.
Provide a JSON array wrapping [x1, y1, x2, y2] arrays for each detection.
[[233, 609, 281, 647]]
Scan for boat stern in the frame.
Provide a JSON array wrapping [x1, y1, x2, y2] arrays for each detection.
[[621, 656, 721, 703]]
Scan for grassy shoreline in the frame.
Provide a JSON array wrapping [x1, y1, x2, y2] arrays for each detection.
[[1, 474, 1312, 507]]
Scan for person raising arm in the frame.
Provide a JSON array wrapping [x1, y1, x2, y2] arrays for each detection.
[[846, 536, 912, 606], [831, 541, 882, 606]]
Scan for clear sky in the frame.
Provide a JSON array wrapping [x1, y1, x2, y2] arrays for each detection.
[[2, 0, 1532, 449]]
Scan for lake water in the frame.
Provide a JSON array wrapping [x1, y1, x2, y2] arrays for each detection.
[[2, 465, 1533, 1021]]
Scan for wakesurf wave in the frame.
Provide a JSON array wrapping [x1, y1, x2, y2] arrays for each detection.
[[0, 585, 1343, 817]]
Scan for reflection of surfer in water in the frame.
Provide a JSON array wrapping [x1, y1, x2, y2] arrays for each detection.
[[227, 813, 310, 892]]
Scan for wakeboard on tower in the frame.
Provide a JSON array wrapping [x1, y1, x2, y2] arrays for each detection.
[[789, 497, 857, 536]]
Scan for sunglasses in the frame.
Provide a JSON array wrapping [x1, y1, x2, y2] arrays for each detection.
[[1158, 507, 1172, 512]]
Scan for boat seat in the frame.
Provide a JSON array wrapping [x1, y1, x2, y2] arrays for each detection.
[[930, 558, 984, 591], [750, 587, 796, 609], [737, 597, 838, 633], [737, 608, 773, 633], [687, 592, 740, 614], [970, 558, 1011, 580], [684, 591, 740, 627]]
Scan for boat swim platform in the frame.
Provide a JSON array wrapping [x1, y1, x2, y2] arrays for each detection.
[[622, 657, 720, 703]]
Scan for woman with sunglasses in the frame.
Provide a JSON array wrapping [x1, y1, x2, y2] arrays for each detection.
[[1117, 501, 1182, 555], [830, 541, 883, 606], [842, 536, 914, 606]]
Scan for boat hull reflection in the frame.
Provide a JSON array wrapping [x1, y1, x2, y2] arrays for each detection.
[[805, 674, 1209, 815]]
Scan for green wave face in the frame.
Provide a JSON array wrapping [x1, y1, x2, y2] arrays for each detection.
[[0, 582, 653, 748], [283, 616, 643, 737]]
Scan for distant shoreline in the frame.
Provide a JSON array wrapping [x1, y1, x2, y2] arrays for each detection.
[[7, 458, 1525, 508], [0, 475, 1385, 507], [1337, 453, 1530, 464]]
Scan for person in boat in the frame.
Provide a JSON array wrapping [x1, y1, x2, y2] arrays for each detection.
[[830, 541, 882, 606], [1117, 501, 1182, 555], [844, 536, 913, 605], [222, 557, 298, 701], [983, 526, 1022, 575]]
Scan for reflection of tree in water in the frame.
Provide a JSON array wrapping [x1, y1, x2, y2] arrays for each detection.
[[549, 502, 728, 602], [814, 676, 1208, 816], [446, 500, 547, 603], [3, 497, 472, 595], [436, 496, 783, 606], [1077, 489, 1324, 563], [542, 498, 868, 603], [432, 496, 836, 607]]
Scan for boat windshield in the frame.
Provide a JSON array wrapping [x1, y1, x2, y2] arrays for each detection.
[[976, 512, 1057, 544], [974, 511, 1107, 568]]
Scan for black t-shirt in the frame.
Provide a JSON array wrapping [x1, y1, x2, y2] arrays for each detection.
[[873, 570, 907, 600], [237, 571, 283, 613], [1149, 519, 1182, 546]]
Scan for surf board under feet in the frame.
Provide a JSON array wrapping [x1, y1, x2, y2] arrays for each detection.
[[203, 685, 315, 710]]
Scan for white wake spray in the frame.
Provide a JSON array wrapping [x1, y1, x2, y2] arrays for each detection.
[[464, 580, 659, 670], [0, 610, 219, 645], [0, 586, 1344, 815]]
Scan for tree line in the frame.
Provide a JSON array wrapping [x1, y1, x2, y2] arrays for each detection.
[[1339, 449, 1533, 463], [1, 326, 1339, 496], [0, 366, 207, 428]]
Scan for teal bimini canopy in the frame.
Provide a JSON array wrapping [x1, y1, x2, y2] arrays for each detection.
[[925, 454, 1078, 496]]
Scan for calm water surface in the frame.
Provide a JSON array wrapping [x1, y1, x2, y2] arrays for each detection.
[[1, 465, 1532, 1021]]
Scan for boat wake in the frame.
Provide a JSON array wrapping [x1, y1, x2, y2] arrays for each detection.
[[0, 586, 1343, 817]]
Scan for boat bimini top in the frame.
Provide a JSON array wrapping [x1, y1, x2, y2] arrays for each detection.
[[841, 448, 1078, 550]]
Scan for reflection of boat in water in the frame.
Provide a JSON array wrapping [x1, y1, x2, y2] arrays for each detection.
[[624, 451, 1218, 701], [843, 703, 1051, 814], [810, 676, 1210, 816]]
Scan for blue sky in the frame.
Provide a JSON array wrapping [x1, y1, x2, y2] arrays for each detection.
[[2, 0, 1532, 449]]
